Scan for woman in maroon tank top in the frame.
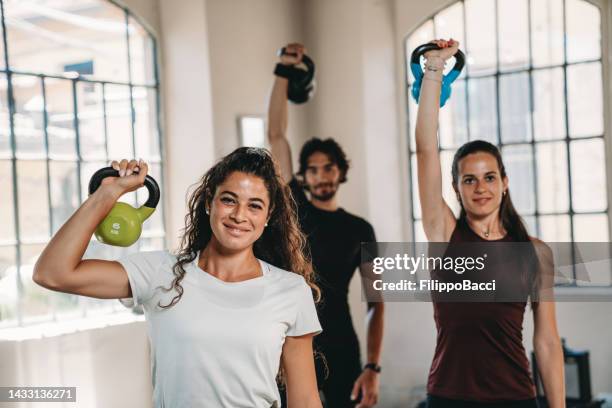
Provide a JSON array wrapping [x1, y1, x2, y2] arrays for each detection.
[[414, 39, 565, 407]]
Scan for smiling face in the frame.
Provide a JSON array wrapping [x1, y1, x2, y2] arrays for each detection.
[[454, 151, 508, 217], [208, 171, 270, 252], [303, 151, 342, 202]]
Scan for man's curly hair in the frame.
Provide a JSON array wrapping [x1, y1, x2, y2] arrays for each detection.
[[297, 137, 350, 183]]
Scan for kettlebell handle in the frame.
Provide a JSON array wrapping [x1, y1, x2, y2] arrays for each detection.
[[410, 43, 465, 107], [300, 54, 315, 85], [410, 43, 465, 74], [88, 166, 160, 209]]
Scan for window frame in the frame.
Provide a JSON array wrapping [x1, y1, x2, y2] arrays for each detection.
[[0, 0, 165, 327], [403, 0, 611, 287]]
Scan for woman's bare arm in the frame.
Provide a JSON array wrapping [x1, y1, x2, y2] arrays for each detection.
[[32, 159, 147, 299], [415, 39, 459, 242], [268, 43, 306, 181], [268, 75, 293, 180], [532, 239, 565, 407], [282, 334, 322, 408]]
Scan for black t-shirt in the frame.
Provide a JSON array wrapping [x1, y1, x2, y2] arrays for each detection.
[[289, 178, 376, 347]]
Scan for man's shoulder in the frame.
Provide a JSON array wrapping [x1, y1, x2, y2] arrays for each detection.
[[337, 209, 374, 232]]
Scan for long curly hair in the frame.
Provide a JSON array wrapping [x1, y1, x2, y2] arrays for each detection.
[[157, 147, 319, 309]]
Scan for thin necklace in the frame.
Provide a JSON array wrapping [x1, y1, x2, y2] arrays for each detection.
[[470, 221, 499, 238], [483, 228, 504, 238]]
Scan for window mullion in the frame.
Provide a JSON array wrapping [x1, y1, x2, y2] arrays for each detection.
[[71, 79, 88, 318], [41, 76, 60, 322], [41, 77, 53, 237], [462, 0, 471, 141], [562, 0, 577, 284], [71, 80, 83, 204], [526, 0, 541, 238], [152, 38, 167, 244], [125, 9, 136, 161], [102, 83, 110, 162], [494, 0, 502, 147], [1, 0, 24, 325], [125, 8, 141, 253]]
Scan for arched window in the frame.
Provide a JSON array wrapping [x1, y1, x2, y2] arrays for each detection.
[[0, 0, 164, 329], [405, 0, 609, 285]]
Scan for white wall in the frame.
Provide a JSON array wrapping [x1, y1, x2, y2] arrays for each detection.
[[303, 0, 370, 216], [156, 0, 217, 249], [0, 321, 150, 408], [205, 0, 309, 159]]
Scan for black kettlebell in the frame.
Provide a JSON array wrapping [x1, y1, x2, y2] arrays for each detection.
[[274, 47, 316, 104]]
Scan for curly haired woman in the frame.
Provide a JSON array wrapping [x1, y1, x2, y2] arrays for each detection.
[[33, 147, 323, 408]]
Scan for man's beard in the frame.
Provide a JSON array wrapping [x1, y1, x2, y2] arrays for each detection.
[[307, 182, 338, 202]]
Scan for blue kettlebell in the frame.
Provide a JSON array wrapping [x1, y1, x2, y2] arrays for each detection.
[[410, 43, 465, 107]]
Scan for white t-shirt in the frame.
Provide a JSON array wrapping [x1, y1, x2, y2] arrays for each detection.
[[117, 250, 322, 408]]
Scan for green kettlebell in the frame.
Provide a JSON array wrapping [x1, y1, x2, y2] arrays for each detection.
[[88, 166, 161, 247]]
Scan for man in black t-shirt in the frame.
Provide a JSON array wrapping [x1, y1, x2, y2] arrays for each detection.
[[268, 43, 384, 408]]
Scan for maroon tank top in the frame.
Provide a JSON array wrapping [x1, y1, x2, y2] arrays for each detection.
[[426, 218, 536, 402]]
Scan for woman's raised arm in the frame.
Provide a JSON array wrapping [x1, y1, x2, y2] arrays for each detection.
[[32, 159, 147, 299], [415, 39, 459, 242]]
